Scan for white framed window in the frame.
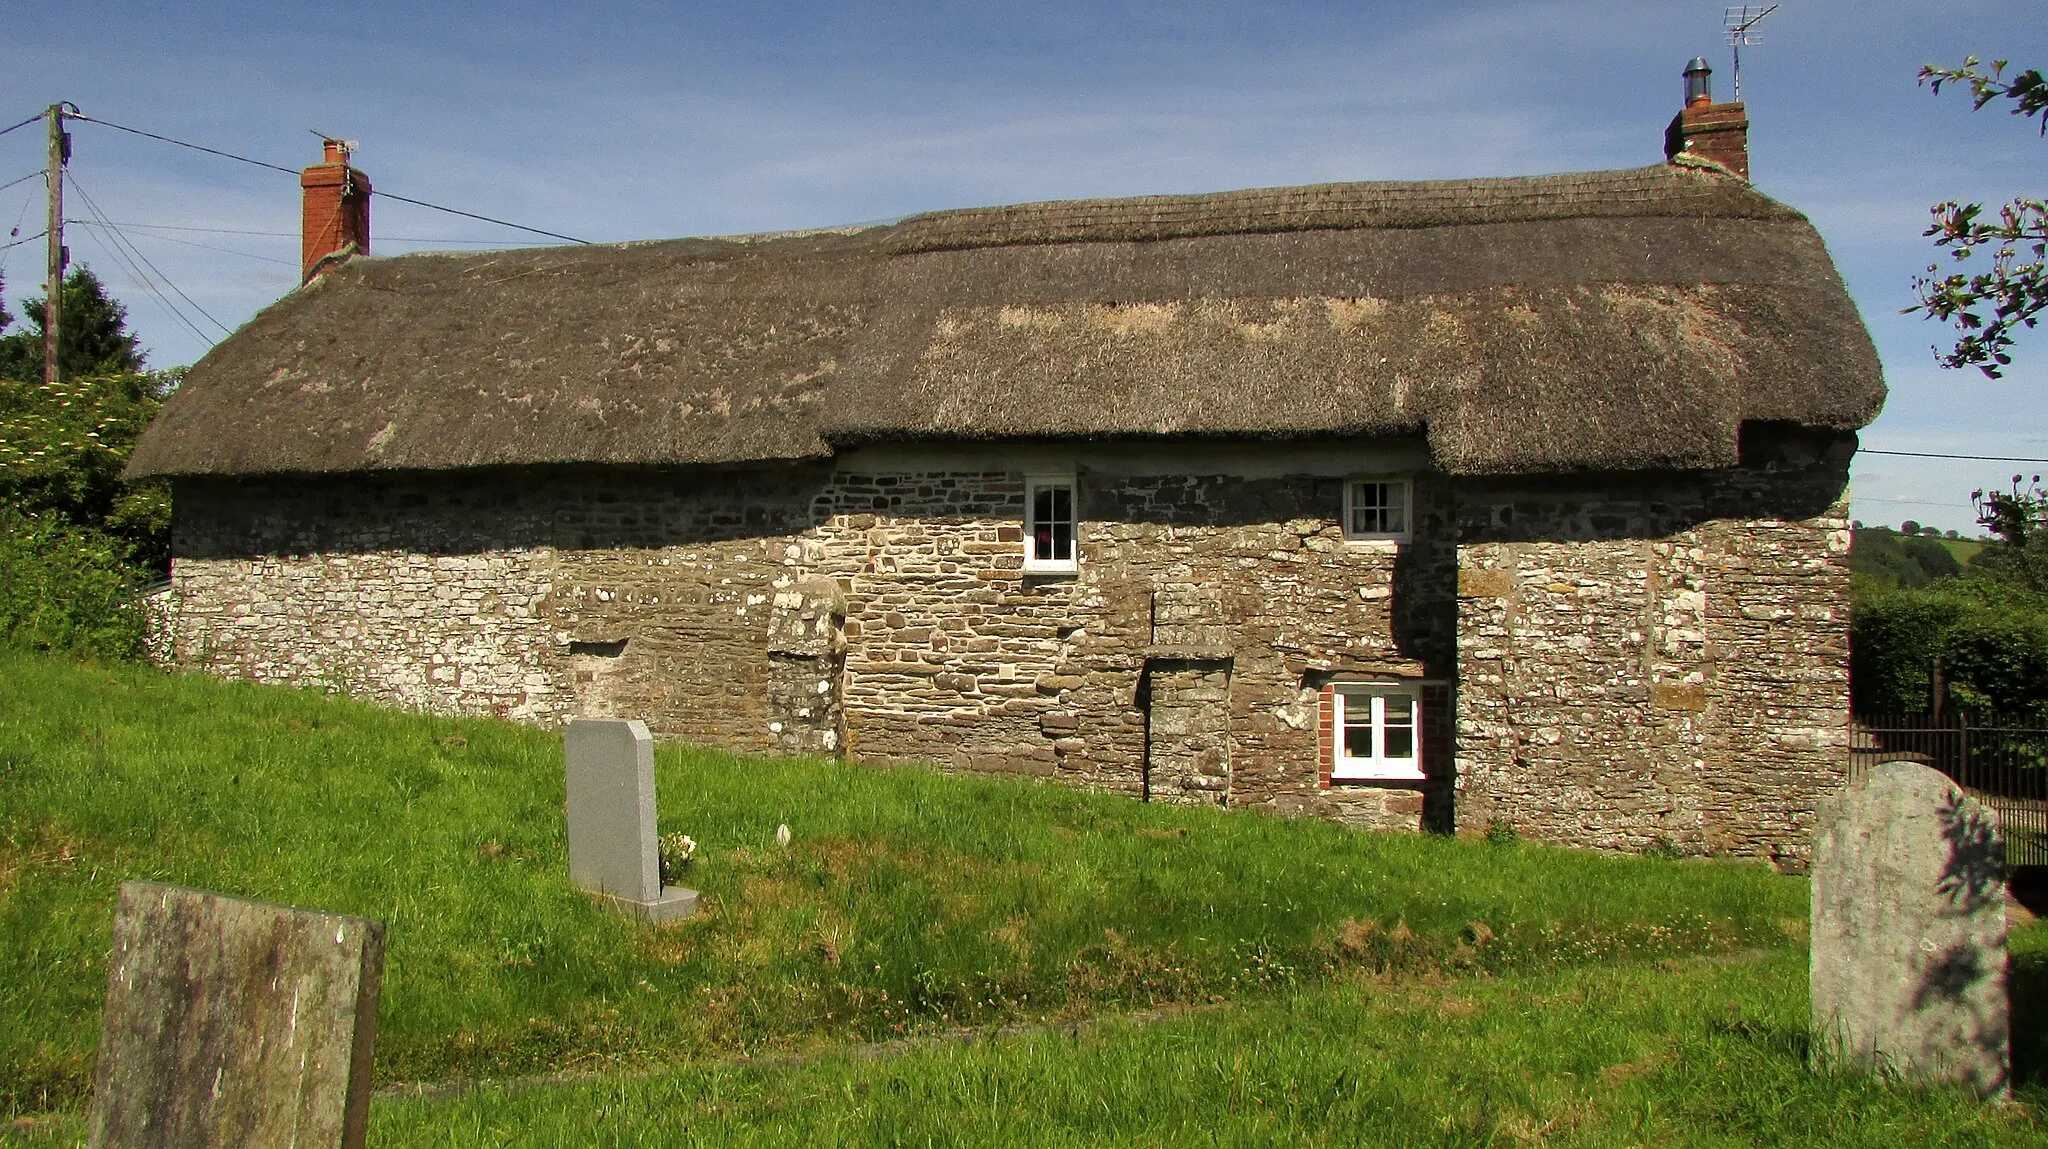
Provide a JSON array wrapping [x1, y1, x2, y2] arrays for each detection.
[[1023, 474, 1078, 574], [1330, 684, 1424, 781], [1343, 478, 1411, 543]]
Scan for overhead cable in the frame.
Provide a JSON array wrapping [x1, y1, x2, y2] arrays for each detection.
[[0, 229, 47, 253], [369, 190, 590, 244], [72, 115, 590, 244], [79, 221, 527, 244], [67, 219, 295, 268], [1860, 449, 2048, 464], [0, 111, 46, 140], [68, 172, 229, 341], [69, 113, 298, 175], [0, 169, 45, 195]]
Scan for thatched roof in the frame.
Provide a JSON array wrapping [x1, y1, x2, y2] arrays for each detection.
[[127, 164, 1883, 479]]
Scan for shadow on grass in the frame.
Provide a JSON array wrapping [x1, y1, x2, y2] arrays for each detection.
[[2012, 947, 2048, 1087]]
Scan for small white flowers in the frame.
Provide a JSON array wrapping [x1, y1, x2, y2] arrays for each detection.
[[775, 824, 792, 848], [657, 832, 696, 885]]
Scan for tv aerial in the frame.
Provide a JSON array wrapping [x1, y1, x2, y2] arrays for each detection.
[[1723, 5, 1778, 101]]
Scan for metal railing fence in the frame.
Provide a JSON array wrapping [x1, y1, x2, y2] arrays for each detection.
[[1851, 712, 2048, 867]]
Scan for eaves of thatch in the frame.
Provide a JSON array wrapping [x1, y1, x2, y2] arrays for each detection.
[[126, 164, 1883, 481]]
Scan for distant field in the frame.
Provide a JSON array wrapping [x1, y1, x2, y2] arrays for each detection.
[[1941, 536, 1988, 565], [2, 648, 2042, 1145]]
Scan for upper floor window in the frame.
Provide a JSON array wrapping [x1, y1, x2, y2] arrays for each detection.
[[1344, 478, 1410, 543], [1024, 474, 1078, 573]]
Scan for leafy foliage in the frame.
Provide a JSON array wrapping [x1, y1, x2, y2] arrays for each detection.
[[0, 266, 145, 383], [0, 269, 171, 657], [0, 510, 148, 659], [1910, 58, 2048, 377]]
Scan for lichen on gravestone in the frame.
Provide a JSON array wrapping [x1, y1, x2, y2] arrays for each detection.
[[87, 882, 384, 1149], [1810, 760, 2009, 1098]]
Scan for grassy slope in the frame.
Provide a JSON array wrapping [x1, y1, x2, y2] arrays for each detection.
[[3, 648, 2039, 1144], [1943, 537, 1989, 566], [362, 947, 2048, 1148]]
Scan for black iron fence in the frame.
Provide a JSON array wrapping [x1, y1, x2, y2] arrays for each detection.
[[1851, 712, 2048, 867]]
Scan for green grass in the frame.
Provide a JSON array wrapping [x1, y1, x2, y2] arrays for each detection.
[[1942, 537, 1989, 567], [4, 646, 2039, 1145], [16, 943, 2046, 1146], [358, 947, 2048, 1147]]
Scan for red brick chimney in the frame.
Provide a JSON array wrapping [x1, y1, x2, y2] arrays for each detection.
[[301, 139, 371, 282], [1664, 58, 1749, 180]]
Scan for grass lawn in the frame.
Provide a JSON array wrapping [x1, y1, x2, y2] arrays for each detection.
[[2, 647, 2043, 1145]]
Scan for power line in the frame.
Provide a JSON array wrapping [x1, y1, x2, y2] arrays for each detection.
[[69, 113, 298, 175], [67, 172, 229, 341], [71, 114, 591, 244], [0, 170, 44, 195], [0, 111, 45, 140], [369, 190, 590, 245], [0, 229, 47, 253], [66, 219, 296, 267], [71, 219, 212, 347], [77, 220, 537, 244], [1861, 449, 2048, 464]]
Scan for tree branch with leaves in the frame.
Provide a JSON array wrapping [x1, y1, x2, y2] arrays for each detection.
[[1910, 58, 2048, 377]]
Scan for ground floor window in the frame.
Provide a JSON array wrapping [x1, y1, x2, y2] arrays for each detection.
[[1329, 684, 1423, 781]]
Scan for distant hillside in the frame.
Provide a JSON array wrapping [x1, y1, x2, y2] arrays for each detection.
[[1850, 526, 1966, 589]]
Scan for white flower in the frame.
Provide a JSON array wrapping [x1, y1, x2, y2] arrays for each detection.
[[775, 824, 791, 848]]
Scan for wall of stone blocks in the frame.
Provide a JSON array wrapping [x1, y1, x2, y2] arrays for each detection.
[[164, 431, 1851, 862]]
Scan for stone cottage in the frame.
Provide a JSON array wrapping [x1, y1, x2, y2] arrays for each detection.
[[127, 76, 1884, 865]]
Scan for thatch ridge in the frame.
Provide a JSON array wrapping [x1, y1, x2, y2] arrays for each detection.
[[127, 165, 1881, 480]]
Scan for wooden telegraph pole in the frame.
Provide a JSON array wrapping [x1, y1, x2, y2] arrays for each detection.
[[43, 103, 68, 386]]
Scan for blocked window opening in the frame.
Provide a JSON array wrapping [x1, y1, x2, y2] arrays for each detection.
[[567, 639, 629, 657]]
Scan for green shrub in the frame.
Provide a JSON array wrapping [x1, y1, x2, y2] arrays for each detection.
[[0, 511, 147, 659], [1852, 581, 2048, 717]]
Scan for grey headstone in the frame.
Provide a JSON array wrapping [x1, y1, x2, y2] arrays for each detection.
[[88, 882, 383, 1149], [564, 718, 698, 922], [1811, 760, 2008, 1098]]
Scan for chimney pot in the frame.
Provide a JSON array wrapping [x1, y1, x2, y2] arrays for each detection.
[[1665, 59, 1750, 180], [1683, 57, 1713, 108], [300, 141, 371, 282]]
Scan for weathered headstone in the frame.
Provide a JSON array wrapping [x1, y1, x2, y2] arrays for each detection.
[[1811, 759, 2008, 1098], [88, 881, 384, 1149], [564, 717, 699, 922]]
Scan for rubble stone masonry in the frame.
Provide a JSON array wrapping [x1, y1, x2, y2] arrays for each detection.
[[164, 431, 1851, 865]]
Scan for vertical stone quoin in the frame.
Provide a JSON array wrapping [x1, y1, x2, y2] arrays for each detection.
[[765, 574, 848, 754]]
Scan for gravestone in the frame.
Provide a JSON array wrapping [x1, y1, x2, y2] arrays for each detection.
[[564, 717, 698, 922], [1811, 759, 2008, 1098], [88, 881, 384, 1149]]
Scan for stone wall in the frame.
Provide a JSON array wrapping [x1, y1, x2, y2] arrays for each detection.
[[166, 433, 1851, 862]]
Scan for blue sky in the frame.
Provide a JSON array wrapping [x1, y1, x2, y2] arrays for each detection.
[[0, 0, 2042, 533]]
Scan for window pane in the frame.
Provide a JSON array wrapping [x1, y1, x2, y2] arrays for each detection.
[[1383, 725, 1414, 759], [1344, 717, 1374, 759], [1383, 693, 1415, 761], [1051, 486, 1072, 560], [1384, 483, 1408, 534], [1033, 487, 1055, 561]]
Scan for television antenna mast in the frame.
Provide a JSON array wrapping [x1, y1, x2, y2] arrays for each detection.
[[1723, 5, 1778, 101]]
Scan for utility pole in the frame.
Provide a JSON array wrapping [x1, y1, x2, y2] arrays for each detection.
[[44, 103, 68, 386]]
